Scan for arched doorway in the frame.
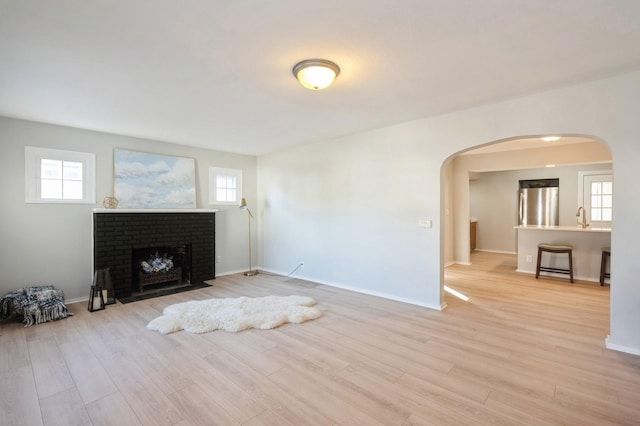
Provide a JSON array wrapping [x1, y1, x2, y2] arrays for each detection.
[[441, 134, 612, 299], [441, 135, 612, 266]]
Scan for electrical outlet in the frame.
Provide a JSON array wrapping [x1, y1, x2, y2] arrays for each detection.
[[526, 255, 532, 263], [300, 261, 305, 270]]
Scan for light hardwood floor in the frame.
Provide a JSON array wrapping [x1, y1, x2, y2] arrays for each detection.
[[2, 252, 639, 425]]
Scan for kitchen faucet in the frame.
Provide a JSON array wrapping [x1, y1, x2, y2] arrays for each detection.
[[576, 206, 589, 229]]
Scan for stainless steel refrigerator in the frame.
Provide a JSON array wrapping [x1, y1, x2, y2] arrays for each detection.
[[518, 178, 559, 226]]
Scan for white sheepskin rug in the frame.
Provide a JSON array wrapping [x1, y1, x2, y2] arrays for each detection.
[[146, 295, 321, 334]]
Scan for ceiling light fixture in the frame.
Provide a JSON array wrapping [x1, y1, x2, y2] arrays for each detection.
[[292, 59, 340, 90], [541, 136, 561, 142]]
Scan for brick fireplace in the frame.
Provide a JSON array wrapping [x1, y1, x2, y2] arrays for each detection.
[[93, 210, 216, 300]]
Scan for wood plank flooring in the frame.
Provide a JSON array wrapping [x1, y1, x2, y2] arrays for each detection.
[[2, 251, 639, 425]]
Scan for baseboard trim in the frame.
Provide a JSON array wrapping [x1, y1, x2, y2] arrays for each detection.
[[260, 268, 446, 311], [516, 269, 604, 284], [474, 249, 517, 255], [215, 268, 252, 277], [605, 336, 640, 356]]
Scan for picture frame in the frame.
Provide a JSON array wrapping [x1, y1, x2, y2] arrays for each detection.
[[113, 149, 196, 209]]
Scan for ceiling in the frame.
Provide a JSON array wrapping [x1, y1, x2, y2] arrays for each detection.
[[2, 1, 640, 156]]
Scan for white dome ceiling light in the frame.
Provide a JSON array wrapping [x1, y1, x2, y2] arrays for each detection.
[[292, 59, 340, 90]]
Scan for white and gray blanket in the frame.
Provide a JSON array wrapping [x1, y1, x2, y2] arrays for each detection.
[[0, 285, 72, 326]]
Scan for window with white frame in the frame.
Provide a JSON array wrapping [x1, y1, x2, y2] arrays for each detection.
[[209, 167, 242, 205], [578, 170, 613, 228], [590, 180, 613, 222], [25, 146, 96, 204]]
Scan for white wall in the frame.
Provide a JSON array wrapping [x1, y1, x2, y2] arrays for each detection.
[[0, 117, 257, 302], [258, 130, 445, 309], [468, 162, 612, 254], [258, 70, 640, 354]]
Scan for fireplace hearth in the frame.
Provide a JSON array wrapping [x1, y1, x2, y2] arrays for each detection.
[[93, 209, 216, 300]]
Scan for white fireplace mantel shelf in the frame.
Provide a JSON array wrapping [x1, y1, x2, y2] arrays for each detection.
[[93, 208, 219, 213]]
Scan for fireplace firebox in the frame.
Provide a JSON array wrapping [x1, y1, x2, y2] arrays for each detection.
[[93, 210, 216, 300], [133, 244, 191, 293]]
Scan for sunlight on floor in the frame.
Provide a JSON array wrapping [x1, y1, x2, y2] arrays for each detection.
[[444, 285, 469, 301]]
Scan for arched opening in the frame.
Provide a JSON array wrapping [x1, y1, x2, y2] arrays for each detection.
[[440, 134, 612, 306]]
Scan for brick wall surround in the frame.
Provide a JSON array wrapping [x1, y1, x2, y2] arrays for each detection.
[[93, 211, 215, 299]]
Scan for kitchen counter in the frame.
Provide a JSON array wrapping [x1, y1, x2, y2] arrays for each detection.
[[515, 225, 611, 282], [516, 225, 611, 232]]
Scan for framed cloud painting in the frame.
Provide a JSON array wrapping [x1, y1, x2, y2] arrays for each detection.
[[114, 149, 196, 209]]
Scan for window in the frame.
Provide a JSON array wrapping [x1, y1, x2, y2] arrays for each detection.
[[578, 170, 612, 228], [209, 167, 242, 205], [25, 146, 96, 204], [590, 180, 613, 222]]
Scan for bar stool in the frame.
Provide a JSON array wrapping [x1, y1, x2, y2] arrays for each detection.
[[600, 247, 611, 286], [536, 243, 574, 283]]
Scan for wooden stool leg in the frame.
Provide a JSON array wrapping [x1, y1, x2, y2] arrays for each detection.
[[568, 250, 574, 283], [536, 247, 542, 279], [600, 251, 608, 286]]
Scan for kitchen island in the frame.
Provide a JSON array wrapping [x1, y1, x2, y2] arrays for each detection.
[[515, 225, 611, 283]]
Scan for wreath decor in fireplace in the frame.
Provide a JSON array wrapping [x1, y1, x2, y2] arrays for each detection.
[[139, 252, 182, 293], [141, 251, 174, 273]]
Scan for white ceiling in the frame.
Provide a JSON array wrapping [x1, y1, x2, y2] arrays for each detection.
[[2, 1, 640, 156]]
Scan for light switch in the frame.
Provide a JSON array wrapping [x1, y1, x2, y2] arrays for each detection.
[[419, 220, 432, 228]]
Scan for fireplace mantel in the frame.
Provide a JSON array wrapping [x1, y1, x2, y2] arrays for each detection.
[[93, 208, 219, 213], [93, 210, 216, 299]]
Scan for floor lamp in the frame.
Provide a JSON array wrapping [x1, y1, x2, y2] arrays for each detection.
[[239, 198, 258, 276]]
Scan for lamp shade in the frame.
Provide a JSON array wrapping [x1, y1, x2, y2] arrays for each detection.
[[293, 59, 340, 90]]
